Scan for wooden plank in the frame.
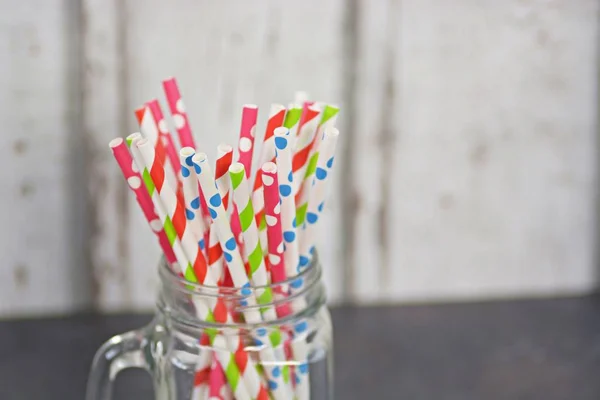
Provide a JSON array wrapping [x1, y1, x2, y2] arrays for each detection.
[[0, 0, 90, 316], [82, 0, 145, 311], [383, 0, 599, 302], [344, 0, 399, 303]]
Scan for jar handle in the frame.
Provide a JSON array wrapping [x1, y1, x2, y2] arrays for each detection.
[[85, 324, 153, 400]]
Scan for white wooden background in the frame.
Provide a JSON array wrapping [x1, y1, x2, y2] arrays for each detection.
[[1, 0, 598, 316]]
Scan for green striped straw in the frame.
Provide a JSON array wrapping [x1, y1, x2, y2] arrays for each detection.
[[296, 104, 339, 226], [229, 162, 294, 393]]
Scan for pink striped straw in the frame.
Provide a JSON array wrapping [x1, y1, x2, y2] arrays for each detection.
[[108, 137, 177, 265], [162, 77, 196, 149], [209, 355, 233, 400], [237, 105, 258, 178], [147, 99, 181, 174]]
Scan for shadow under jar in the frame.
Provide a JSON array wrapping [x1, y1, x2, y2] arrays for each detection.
[[86, 253, 333, 400]]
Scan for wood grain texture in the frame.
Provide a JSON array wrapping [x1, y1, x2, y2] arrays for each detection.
[[1, 0, 599, 315], [0, 0, 90, 316], [382, 0, 600, 303]]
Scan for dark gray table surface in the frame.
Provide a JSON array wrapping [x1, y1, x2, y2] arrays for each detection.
[[1, 296, 600, 399]]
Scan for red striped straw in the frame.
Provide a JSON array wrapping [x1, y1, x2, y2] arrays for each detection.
[[292, 104, 321, 196], [237, 105, 258, 178], [215, 144, 234, 209], [134, 106, 179, 193], [215, 144, 244, 250], [192, 342, 211, 400], [137, 139, 209, 283], [108, 138, 177, 265], [162, 77, 196, 149], [147, 99, 181, 174], [206, 227, 224, 284]]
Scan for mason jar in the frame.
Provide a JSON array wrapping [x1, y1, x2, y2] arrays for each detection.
[[86, 253, 333, 400]]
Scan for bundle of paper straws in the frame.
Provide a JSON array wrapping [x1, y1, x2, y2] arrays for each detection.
[[109, 78, 339, 400]]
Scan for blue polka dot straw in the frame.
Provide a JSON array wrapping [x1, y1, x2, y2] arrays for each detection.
[[178, 147, 209, 261]]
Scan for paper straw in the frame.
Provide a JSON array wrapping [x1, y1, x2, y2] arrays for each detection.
[[237, 105, 258, 178], [192, 350, 211, 400], [228, 162, 271, 289], [209, 146, 230, 284], [131, 133, 251, 399], [179, 148, 209, 257], [252, 104, 286, 253], [265, 172, 312, 400], [215, 144, 234, 209], [126, 133, 185, 275], [261, 162, 293, 319], [215, 143, 244, 258], [289, 128, 339, 400], [193, 152, 293, 400], [295, 105, 339, 227], [206, 227, 225, 284], [291, 104, 321, 196], [163, 77, 196, 149], [295, 109, 338, 229], [274, 127, 299, 278], [135, 106, 179, 193], [137, 139, 209, 284], [109, 137, 177, 265], [255, 104, 286, 172], [228, 162, 294, 398], [298, 127, 340, 268], [260, 162, 286, 284], [147, 99, 181, 175], [193, 152, 267, 309], [283, 103, 303, 138]]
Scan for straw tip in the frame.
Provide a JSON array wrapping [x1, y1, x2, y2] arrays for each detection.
[[191, 152, 207, 164], [229, 162, 245, 174], [217, 143, 233, 153], [262, 162, 277, 173], [243, 104, 258, 110], [126, 132, 142, 140], [274, 127, 289, 136], [180, 147, 195, 157], [108, 137, 124, 148]]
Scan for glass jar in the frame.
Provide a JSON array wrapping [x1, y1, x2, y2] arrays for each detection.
[[86, 254, 333, 400]]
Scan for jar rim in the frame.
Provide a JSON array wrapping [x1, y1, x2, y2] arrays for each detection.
[[157, 251, 326, 329], [158, 250, 321, 296]]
